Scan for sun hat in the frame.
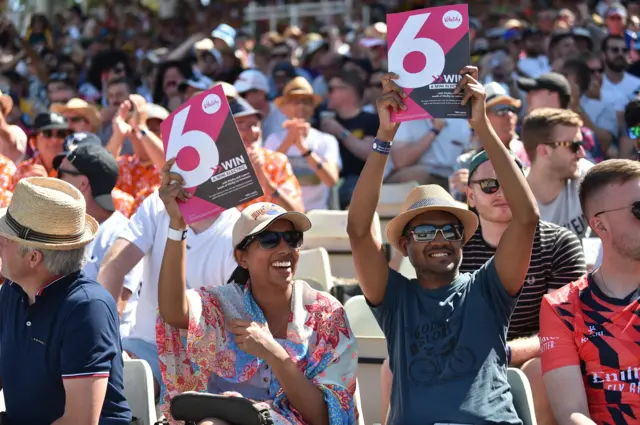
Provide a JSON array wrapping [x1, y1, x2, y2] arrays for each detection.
[[234, 69, 270, 94], [0, 177, 98, 250], [274, 77, 323, 109], [385, 185, 479, 251], [232, 202, 312, 248], [50, 98, 100, 129]]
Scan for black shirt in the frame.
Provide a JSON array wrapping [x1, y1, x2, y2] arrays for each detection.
[[336, 111, 380, 177]]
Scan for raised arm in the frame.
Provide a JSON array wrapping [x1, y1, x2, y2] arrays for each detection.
[[460, 66, 540, 296], [156, 158, 192, 330], [347, 73, 405, 305]]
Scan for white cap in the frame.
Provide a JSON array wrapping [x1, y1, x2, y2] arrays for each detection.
[[234, 69, 270, 94]]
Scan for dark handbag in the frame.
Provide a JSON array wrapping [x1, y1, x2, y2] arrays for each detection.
[[169, 392, 274, 425]]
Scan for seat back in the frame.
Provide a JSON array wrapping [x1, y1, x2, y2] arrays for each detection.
[[344, 295, 384, 338], [354, 378, 365, 425], [376, 181, 419, 219], [0, 389, 5, 412], [507, 368, 537, 425], [295, 247, 333, 292], [124, 359, 158, 425]]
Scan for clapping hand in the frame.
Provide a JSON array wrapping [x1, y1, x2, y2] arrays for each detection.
[[158, 158, 192, 228], [112, 101, 132, 138], [454, 66, 487, 129], [376, 72, 407, 140]]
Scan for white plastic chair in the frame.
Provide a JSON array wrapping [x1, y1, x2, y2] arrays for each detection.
[[295, 247, 333, 292], [376, 181, 419, 219], [344, 295, 384, 338], [0, 389, 5, 412], [354, 378, 366, 425], [303, 210, 384, 278], [124, 359, 157, 425], [507, 368, 538, 425]]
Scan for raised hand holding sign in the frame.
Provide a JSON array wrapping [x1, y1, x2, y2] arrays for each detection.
[[160, 85, 263, 224]]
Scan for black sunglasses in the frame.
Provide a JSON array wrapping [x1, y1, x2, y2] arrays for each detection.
[[241, 230, 303, 250], [546, 139, 583, 153], [589, 67, 604, 74], [594, 201, 640, 220], [489, 105, 519, 116], [40, 129, 72, 139], [57, 167, 83, 178], [470, 178, 500, 194], [406, 224, 464, 243]]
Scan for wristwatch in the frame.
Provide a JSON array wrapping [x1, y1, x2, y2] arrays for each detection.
[[167, 227, 188, 241]]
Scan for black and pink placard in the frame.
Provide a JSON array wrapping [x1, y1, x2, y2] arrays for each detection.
[[161, 84, 263, 224], [387, 4, 471, 123]]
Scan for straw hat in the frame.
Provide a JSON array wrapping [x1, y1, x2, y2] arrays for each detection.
[[385, 185, 479, 252], [0, 177, 98, 250], [50, 98, 100, 129], [274, 77, 323, 108], [0, 90, 13, 115]]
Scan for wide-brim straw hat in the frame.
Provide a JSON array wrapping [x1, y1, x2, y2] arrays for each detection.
[[386, 185, 479, 252], [0, 177, 98, 250], [274, 76, 323, 108], [0, 90, 13, 115], [50, 98, 100, 129]]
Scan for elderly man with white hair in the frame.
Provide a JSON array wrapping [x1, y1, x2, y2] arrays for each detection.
[[0, 177, 131, 425]]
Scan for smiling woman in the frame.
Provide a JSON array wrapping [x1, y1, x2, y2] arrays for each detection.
[[155, 158, 358, 425]]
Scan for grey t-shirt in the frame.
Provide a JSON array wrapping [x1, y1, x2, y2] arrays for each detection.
[[370, 259, 521, 425]]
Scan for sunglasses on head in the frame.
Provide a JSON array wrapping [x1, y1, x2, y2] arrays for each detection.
[[406, 224, 464, 243], [628, 126, 640, 140], [240, 230, 303, 250], [595, 200, 640, 220], [546, 139, 583, 153], [40, 129, 72, 139], [470, 178, 500, 194]]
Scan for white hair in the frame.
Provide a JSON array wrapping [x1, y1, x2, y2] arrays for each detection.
[[18, 244, 87, 276]]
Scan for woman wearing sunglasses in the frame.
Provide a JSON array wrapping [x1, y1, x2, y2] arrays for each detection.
[[156, 158, 358, 425]]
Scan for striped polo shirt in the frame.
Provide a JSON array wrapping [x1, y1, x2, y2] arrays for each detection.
[[460, 220, 587, 340]]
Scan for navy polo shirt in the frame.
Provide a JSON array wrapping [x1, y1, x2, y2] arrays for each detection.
[[0, 271, 132, 425]]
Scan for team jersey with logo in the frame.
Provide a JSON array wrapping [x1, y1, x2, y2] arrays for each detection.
[[539, 274, 640, 425]]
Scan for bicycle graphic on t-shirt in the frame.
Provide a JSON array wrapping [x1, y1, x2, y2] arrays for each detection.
[[408, 338, 477, 385]]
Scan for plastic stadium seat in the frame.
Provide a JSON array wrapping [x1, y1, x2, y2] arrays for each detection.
[[507, 368, 538, 425], [124, 359, 158, 425], [295, 247, 333, 292]]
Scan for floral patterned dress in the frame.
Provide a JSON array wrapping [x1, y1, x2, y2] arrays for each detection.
[[156, 280, 359, 425]]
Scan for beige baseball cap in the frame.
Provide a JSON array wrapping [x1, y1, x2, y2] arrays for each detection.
[[232, 202, 312, 248]]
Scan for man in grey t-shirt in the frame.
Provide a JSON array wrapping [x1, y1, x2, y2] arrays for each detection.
[[348, 67, 540, 425]]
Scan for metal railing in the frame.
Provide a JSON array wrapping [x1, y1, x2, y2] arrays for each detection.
[[244, 0, 354, 33]]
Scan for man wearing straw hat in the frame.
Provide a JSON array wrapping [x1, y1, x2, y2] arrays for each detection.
[[0, 177, 131, 424], [347, 66, 540, 424]]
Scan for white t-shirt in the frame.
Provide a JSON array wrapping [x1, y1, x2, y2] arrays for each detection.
[[580, 95, 621, 138], [601, 73, 640, 109], [119, 191, 240, 344], [83, 211, 143, 337], [263, 128, 342, 211], [537, 159, 594, 240], [517, 56, 551, 79]]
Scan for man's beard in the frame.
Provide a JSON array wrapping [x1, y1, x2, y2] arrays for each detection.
[[606, 58, 627, 73]]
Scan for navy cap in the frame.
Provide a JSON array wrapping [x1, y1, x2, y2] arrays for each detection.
[[229, 96, 263, 119]]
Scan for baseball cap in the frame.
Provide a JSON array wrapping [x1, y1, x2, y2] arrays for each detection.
[[468, 150, 524, 182], [54, 144, 119, 212], [179, 75, 214, 93], [231, 202, 312, 248], [606, 3, 627, 19], [229, 96, 262, 119], [234, 69, 270, 94], [33, 112, 69, 132], [211, 24, 236, 49], [516, 72, 571, 100], [52, 132, 103, 169], [145, 103, 169, 121], [484, 82, 522, 109]]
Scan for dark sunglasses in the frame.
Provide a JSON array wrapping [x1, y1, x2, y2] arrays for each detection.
[[589, 67, 604, 74], [470, 178, 500, 194], [488, 105, 519, 116], [241, 230, 303, 250], [609, 46, 628, 54], [628, 126, 640, 140], [57, 167, 83, 178], [406, 224, 464, 243], [594, 201, 640, 220], [40, 129, 72, 139], [546, 139, 583, 153]]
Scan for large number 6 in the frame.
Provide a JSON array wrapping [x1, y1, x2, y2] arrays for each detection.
[[388, 13, 446, 89], [165, 106, 220, 188]]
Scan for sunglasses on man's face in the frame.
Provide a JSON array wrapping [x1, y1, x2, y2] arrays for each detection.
[[470, 178, 500, 195], [595, 200, 640, 220], [488, 105, 519, 116], [407, 224, 464, 243], [40, 129, 72, 139], [67, 115, 87, 124], [546, 139, 583, 153], [242, 230, 303, 250]]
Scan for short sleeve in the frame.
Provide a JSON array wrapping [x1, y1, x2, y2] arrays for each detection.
[[539, 295, 580, 374], [321, 134, 342, 170], [548, 229, 587, 291], [367, 268, 406, 337], [61, 299, 119, 379], [475, 257, 519, 322], [117, 191, 160, 255]]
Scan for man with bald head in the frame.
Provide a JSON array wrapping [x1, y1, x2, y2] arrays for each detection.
[[540, 159, 640, 425]]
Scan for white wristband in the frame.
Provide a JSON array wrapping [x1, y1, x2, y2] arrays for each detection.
[[167, 227, 188, 241]]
